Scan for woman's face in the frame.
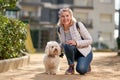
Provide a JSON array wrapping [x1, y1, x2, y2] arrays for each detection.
[[60, 11, 72, 26]]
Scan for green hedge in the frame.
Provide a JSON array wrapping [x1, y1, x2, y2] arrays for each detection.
[[117, 37, 120, 49], [0, 0, 17, 15], [92, 42, 109, 50], [0, 15, 27, 59]]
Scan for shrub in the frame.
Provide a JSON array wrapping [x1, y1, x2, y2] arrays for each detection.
[[92, 42, 109, 50], [0, 15, 27, 59], [117, 37, 120, 49], [0, 0, 17, 15]]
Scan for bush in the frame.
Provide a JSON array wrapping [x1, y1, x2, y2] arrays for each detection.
[[0, 0, 17, 15], [92, 42, 109, 50], [117, 37, 120, 49], [0, 15, 27, 59]]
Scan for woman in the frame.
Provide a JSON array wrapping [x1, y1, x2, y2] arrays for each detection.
[[57, 8, 93, 75]]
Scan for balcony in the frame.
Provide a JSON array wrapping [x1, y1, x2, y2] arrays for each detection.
[[73, 0, 94, 9], [20, 0, 41, 3], [19, 0, 43, 6]]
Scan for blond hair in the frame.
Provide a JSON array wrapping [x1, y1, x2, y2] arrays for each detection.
[[57, 8, 77, 26]]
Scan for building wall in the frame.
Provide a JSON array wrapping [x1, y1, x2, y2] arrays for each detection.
[[73, 0, 115, 49], [92, 0, 115, 49]]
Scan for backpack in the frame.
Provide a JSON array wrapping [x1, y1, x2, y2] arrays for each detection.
[[57, 22, 84, 40]]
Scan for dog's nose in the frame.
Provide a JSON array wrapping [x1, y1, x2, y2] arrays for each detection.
[[54, 48, 58, 51], [55, 48, 57, 50]]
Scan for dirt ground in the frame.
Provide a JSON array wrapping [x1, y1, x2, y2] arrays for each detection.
[[0, 52, 120, 80]]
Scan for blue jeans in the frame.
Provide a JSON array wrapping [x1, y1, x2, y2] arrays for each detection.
[[62, 44, 93, 74]]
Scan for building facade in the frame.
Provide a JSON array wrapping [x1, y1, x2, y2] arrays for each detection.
[[18, 0, 115, 51], [73, 0, 115, 50]]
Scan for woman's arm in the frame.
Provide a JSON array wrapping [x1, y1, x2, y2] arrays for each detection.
[[76, 22, 92, 48]]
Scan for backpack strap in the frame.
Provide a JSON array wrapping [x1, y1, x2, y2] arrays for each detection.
[[76, 22, 84, 40], [76, 22, 80, 33], [57, 26, 60, 34]]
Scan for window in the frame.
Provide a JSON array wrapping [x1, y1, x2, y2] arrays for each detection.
[[40, 30, 50, 49], [75, 12, 88, 22], [5, 11, 17, 18], [100, 13, 112, 22], [101, 32, 112, 41], [114, 12, 119, 25], [74, 0, 93, 7], [99, 0, 112, 3], [29, 11, 36, 17], [25, 0, 40, 3]]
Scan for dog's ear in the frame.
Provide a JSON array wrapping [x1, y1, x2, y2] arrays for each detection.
[[59, 48, 64, 58], [59, 52, 64, 58]]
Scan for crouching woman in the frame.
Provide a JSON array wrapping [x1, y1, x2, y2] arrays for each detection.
[[57, 8, 93, 75]]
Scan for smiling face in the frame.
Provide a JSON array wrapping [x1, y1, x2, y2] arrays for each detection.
[[59, 10, 72, 26]]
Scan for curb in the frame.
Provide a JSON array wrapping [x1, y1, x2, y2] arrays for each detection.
[[0, 53, 30, 73]]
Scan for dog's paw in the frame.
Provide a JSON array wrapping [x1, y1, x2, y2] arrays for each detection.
[[51, 73, 56, 75]]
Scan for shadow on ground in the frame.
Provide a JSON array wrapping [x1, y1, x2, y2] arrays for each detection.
[[32, 73, 82, 80], [31, 53, 120, 80]]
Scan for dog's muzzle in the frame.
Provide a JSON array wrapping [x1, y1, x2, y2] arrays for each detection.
[[54, 48, 58, 54]]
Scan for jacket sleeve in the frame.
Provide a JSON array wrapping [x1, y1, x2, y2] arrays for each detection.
[[76, 22, 92, 48]]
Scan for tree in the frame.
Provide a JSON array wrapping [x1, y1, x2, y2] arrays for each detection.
[[0, 0, 17, 15]]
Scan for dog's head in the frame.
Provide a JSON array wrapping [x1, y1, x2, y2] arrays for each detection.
[[45, 41, 61, 57]]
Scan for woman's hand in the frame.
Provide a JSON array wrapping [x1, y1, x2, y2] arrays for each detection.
[[65, 40, 77, 46]]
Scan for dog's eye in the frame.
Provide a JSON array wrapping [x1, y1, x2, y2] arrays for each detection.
[[51, 46, 54, 48]]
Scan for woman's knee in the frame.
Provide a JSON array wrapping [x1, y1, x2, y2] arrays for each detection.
[[63, 44, 74, 51], [62, 44, 69, 49], [76, 66, 88, 75]]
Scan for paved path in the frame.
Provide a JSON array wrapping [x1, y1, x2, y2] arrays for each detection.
[[0, 52, 120, 80]]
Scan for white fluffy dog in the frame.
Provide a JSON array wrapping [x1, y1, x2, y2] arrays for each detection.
[[43, 41, 61, 75]]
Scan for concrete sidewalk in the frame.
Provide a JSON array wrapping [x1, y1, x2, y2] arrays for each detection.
[[0, 52, 120, 80]]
